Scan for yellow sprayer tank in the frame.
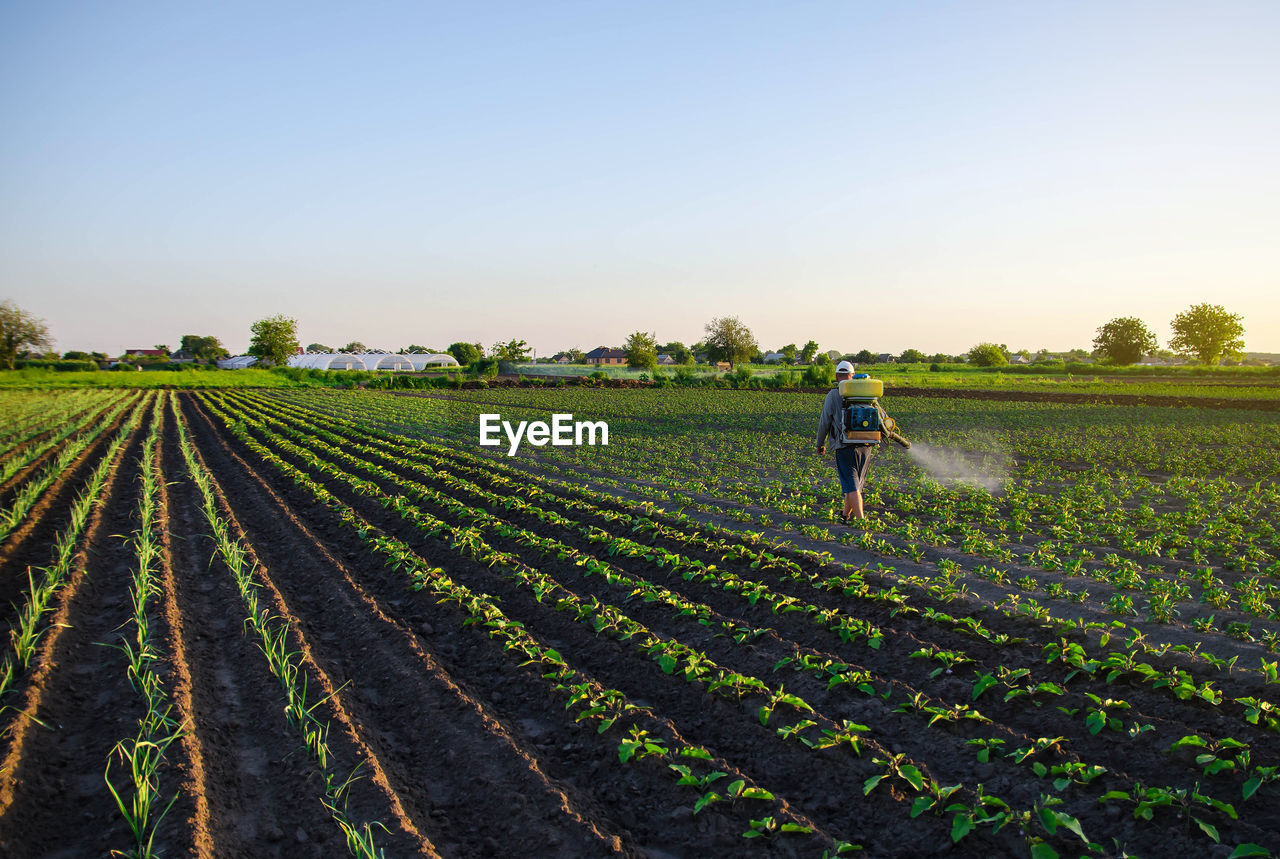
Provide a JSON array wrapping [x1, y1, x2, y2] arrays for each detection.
[[839, 377, 884, 399]]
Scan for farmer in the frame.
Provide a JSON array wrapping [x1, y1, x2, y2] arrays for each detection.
[[816, 360, 874, 521]]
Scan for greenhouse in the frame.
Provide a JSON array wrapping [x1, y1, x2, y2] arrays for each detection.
[[402, 353, 460, 370], [288, 353, 368, 371], [216, 355, 259, 369], [284, 352, 460, 371]]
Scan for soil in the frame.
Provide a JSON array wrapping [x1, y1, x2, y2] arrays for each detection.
[[0, 390, 1276, 858]]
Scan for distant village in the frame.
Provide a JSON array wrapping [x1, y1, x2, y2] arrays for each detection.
[[44, 343, 1276, 373]]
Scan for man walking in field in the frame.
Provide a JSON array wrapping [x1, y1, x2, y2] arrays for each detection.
[[816, 361, 873, 521]]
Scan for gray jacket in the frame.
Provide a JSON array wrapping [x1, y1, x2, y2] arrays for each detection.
[[815, 387, 847, 450]]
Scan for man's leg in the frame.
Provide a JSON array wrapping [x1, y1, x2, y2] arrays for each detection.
[[843, 489, 864, 520]]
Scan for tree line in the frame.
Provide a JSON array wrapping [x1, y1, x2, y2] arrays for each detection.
[[0, 300, 1253, 372]]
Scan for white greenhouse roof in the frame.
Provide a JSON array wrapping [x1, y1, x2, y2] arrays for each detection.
[[285, 352, 460, 371], [217, 355, 259, 369], [404, 353, 460, 369]]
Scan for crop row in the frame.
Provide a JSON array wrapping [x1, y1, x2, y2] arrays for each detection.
[[204, 394, 1274, 855]]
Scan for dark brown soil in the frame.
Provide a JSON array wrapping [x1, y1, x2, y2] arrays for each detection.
[[207, 390, 1280, 857], [2, 390, 1276, 858]]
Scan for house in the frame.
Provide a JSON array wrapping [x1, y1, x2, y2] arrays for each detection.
[[1011, 354, 1032, 365], [125, 349, 168, 359], [657, 354, 676, 365], [169, 349, 196, 363], [585, 347, 627, 365], [552, 353, 573, 364], [763, 352, 788, 364], [875, 353, 895, 364]]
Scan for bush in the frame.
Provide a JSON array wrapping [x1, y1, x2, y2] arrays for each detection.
[[802, 363, 835, 387], [673, 365, 700, 386], [13, 360, 99, 372], [929, 363, 942, 372]]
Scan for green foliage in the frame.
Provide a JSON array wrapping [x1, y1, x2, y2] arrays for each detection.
[[179, 334, 229, 360], [248, 314, 300, 367], [625, 330, 659, 371], [1170, 303, 1245, 364], [967, 343, 1009, 367], [448, 341, 484, 365], [0, 300, 53, 371], [703, 316, 758, 368], [900, 348, 926, 363], [1093, 317, 1158, 365], [491, 338, 531, 362]]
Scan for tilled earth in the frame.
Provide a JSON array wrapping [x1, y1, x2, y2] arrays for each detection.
[[0, 390, 1276, 858]]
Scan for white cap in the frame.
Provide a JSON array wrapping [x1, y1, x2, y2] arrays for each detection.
[[835, 360, 855, 373]]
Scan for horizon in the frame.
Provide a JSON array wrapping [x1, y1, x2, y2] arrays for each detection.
[[3, 2, 1278, 356]]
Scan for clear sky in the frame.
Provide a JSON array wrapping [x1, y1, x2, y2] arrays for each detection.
[[2, 1, 1277, 357]]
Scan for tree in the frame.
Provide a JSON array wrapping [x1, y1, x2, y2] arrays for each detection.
[[928, 353, 951, 364], [703, 317, 757, 368], [1169, 303, 1244, 364], [899, 348, 926, 363], [180, 334, 229, 361], [248, 315, 299, 367], [404, 344, 433, 354], [624, 331, 658, 371], [566, 347, 586, 363], [659, 342, 692, 364], [1092, 317, 1157, 365], [0, 301, 52, 370], [62, 350, 90, 360], [967, 343, 1008, 367], [799, 340, 819, 364], [306, 342, 334, 353], [491, 338, 531, 362], [342, 341, 367, 353], [854, 349, 875, 365], [447, 342, 484, 365]]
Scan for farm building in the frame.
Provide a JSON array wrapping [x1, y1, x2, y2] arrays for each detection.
[[585, 347, 626, 365], [216, 355, 259, 369]]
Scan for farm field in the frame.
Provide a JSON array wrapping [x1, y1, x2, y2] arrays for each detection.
[[0, 386, 1277, 857]]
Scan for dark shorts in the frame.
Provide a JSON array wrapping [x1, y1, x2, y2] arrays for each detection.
[[834, 445, 873, 495]]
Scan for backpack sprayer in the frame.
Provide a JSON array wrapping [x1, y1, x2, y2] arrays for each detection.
[[840, 374, 912, 449]]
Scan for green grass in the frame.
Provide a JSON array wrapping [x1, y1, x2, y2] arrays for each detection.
[[514, 362, 1280, 400], [0, 367, 315, 389]]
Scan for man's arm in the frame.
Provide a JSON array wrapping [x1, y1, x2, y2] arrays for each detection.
[[816, 392, 834, 452]]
